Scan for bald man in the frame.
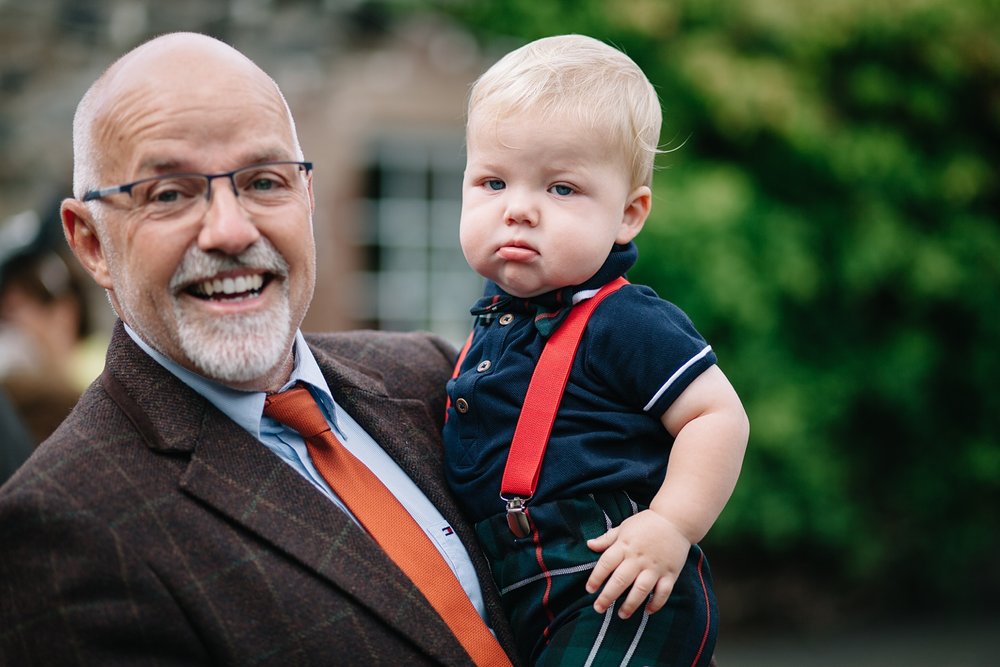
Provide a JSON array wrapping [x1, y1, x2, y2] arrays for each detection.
[[0, 33, 518, 666]]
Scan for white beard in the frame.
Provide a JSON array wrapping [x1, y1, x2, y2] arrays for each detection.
[[173, 290, 292, 384], [169, 239, 293, 385]]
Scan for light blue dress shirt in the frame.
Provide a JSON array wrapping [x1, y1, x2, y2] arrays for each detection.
[[123, 324, 487, 622]]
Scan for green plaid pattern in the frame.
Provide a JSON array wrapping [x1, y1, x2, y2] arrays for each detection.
[[476, 492, 718, 666]]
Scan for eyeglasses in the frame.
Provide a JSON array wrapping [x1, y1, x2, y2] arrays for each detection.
[[82, 161, 313, 222]]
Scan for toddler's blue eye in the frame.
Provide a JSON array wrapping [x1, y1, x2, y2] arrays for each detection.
[[552, 184, 573, 196], [486, 179, 505, 191]]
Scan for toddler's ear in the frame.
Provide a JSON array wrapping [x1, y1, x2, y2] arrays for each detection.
[[617, 185, 651, 244]]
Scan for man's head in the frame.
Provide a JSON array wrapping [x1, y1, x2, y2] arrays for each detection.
[[466, 34, 662, 190], [61, 32, 316, 392]]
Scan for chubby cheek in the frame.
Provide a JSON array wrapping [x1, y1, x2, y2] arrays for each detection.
[[458, 217, 488, 273]]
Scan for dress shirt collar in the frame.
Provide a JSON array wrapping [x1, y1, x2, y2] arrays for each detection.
[[122, 323, 338, 439]]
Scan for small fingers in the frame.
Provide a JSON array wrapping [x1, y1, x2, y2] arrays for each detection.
[[591, 562, 639, 614], [617, 571, 659, 619], [585, 546, 622, 598], [645, 576, 675, 615], [586, 526, 618, 553]]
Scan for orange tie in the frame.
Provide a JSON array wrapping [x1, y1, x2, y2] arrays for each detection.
[[264, 385, 511, 667]]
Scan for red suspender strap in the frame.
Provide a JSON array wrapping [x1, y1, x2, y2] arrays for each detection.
[[444, 331, 474, 422], [500, 277, 628, 536]]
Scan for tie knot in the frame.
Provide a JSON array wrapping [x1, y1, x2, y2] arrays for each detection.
[[264, 385, 331, 439]]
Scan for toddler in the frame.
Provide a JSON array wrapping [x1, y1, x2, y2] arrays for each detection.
[[444, 34, 749, 666]]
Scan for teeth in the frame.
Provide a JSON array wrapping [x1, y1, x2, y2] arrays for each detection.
[[195, 274, 264, 298]]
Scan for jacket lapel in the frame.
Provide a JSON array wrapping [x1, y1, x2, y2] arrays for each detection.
[[100, 322, 467, 664]]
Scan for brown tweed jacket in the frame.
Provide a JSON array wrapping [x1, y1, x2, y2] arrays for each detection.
[[0, 321, 519, 666]]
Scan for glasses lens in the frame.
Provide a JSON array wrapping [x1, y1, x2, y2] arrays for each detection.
[[133, 176, 207, 221], [233, 163, 306, 209]]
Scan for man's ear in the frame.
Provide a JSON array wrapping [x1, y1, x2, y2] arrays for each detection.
[[616, 185, 651, 245], [61, 199, 112, 289]]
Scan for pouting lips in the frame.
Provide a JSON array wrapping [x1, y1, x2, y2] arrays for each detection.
[[187, 273, 269, 300]]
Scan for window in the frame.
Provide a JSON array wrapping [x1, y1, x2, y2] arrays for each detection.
[[354, 134, 483, 346]]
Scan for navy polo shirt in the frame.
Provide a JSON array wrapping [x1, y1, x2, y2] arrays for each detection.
[[444, 253, 716, 524]]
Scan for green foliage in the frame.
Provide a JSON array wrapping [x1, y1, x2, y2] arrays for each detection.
[[422, 0, 1000, 609]]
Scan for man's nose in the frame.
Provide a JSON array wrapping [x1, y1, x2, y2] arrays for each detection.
[[197, 175, 261, 254]]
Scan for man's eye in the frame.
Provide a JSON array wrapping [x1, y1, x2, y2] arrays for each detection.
[[485, 179, 505, 191], [143, 179, 201, 205], [551, 184, 574, 196], [250, 177, 277, 191], [153, 190, 181, 203], [238, 170, 289, 194]]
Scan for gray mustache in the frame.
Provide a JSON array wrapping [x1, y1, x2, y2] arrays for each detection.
[[169, 240, 289, 290]]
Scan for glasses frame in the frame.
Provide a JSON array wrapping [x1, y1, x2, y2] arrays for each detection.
[[81, 160, 314, 203]]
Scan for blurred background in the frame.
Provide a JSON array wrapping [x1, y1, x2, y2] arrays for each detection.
[[1, 0, 998, 663]]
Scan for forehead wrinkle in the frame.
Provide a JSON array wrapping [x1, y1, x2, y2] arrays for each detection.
[[91, 84, 293, 182], [92, 85, 161, 159]]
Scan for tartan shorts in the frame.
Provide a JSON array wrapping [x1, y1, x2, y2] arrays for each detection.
[[475, 492, 718, 666]]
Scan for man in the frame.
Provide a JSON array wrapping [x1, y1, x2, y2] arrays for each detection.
[[0, 33, 518, 666]]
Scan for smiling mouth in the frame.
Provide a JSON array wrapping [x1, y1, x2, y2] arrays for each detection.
[[186, 273, 270, 301]]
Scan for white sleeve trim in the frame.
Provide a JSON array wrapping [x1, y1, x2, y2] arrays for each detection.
[[643, 345, 714, 412]]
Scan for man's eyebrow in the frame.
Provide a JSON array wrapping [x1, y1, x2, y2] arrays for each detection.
[[135, 152, 293, 175], [241, 150, 297, 165], [135, 159, 186, 175]]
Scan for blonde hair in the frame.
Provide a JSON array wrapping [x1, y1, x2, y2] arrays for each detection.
[[467, 34, 662, 188]]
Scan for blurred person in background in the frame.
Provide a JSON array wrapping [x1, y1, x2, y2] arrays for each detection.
[[0, 248, 99, 444]]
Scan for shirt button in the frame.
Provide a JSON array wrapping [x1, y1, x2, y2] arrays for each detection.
[[455, 398, 470, 414], [499, 313, 514, 325], [477, 360, 492, 372]]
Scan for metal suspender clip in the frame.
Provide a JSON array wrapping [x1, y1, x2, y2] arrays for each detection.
[[503, 496, 532, 538]]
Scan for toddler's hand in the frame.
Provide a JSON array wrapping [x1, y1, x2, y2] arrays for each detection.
[[585, 509, 691, 619]]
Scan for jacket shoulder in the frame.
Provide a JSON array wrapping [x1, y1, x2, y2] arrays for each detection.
[[305, 329, 455, 361], [306, 330, 457, 391]]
